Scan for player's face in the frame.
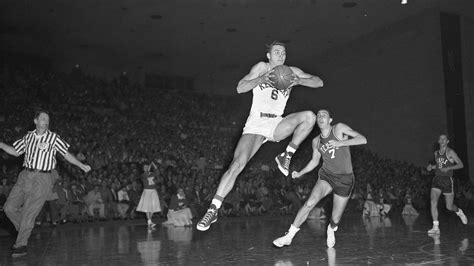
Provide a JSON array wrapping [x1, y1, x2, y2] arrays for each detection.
[[438, 135, 449, 147], [316, 110, 332, 128], [34, 112, 49, 132], [267, 45, 286, 66]]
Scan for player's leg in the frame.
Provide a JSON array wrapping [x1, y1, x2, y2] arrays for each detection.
[[326, 194, 350, 248], [428, 188, 442, 234], [274, 111, 316, 176], [197, 134, 265, 231], [273, 179, 332, 247], [215, 134, 265, 199], [445, 192, 468, 225]]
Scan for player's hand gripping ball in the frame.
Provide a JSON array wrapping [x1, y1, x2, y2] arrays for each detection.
[[269, 65, 294, 92]]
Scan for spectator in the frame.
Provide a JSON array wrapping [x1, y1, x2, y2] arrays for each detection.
[[85, 185, 105, 220], [70, 184, 86, 222], [117, 185, 132, 219], [101, 182, 116, 220], [162, 188, 193, 227], [56, 180, 78, 223]]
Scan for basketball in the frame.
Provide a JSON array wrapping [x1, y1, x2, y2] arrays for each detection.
[[270, 65, 294, 91]]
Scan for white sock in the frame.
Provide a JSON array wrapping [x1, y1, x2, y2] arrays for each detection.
[[288, 224, 300, 237], [286, 143, 297, 154], [433, 221, 439, 228], [456, 209, 463, 215], [211, 199, 222, 209]]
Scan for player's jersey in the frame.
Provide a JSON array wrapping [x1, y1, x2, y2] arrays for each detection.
[[248, 82, 291, 117], [318, 127, 353, 175], [435, 149, 455, 177]]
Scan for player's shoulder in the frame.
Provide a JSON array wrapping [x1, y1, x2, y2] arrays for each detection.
[[446, 147, 458, 156], [252, 61, 269, 71], [333, 122, 350, 131]]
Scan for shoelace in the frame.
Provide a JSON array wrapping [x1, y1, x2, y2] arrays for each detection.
[[283, 154, 291, 169], [200, 209, 216, 225]]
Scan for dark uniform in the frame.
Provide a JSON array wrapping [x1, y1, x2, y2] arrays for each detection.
[[317, 127, 354, 197], [3, 130, 70, 247], [432, 150, 455, 194]]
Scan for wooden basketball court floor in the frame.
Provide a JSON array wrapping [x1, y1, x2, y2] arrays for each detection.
[[0, 210, 472, 265]]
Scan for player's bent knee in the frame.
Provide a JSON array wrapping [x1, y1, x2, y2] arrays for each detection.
[[304, 111, 316, 124], [3, 204, 14, 214]]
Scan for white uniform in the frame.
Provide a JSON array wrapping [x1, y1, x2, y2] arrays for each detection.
[[242, 81, 291, 141]]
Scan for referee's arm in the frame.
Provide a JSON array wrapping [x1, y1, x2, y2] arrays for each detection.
[[0, 142, 21, 157], [63, 152, 91, 173]]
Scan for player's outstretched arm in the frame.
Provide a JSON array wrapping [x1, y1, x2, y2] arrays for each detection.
[[63, 152, 91, 173], [289, 66, 323, 89], [0, 142, 20, 157], [329, 123, 367, 147], [236, 62, 273, 94], [292, 137, 322, 179]]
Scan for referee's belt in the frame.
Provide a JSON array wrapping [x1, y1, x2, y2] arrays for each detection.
[[260, 112, 278, 118], [24, 167, 51, 173]]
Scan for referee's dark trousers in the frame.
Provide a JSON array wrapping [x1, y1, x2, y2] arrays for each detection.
[[4, 169, 53, 247]]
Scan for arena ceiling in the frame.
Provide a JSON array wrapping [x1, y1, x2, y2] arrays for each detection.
[[1, 0, 473, 92]]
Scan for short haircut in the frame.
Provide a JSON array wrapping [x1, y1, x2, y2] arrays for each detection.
[[266, 41, 286, 53], [440, 134, 450, 140], [318, 109, 332, 118], [34, 109, 49, 119]]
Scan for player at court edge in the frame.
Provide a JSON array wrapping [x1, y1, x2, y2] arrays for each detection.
[[197, 41, 324, 231]]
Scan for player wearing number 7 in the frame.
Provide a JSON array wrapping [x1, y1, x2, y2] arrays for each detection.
[[273, 109, 367, 248], [196, 41, 323, 231], [425, 134, 467, 235]]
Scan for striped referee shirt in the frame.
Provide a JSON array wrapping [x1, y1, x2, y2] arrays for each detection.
[[13, 130, 70, 171]]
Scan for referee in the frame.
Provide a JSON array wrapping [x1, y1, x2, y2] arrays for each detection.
[[0, 110, 91, 258]]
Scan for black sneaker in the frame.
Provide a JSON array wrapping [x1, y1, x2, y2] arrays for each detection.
[[196, 205, 218, 231], [275, 152, 293, 176], [11, 246, 27, 258]]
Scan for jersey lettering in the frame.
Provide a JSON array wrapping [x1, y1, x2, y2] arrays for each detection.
[[320, 143, 338, 153], [147, 177, 155, 185], [259, 83, 273, 90], [437, 157, 449, 169]]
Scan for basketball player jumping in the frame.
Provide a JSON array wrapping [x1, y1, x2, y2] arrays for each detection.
[[426, 134, 467, 235], [197, 41, 323, 231], [273, 109, 366, 248]]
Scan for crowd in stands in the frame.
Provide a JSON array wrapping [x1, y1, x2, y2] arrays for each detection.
[[1, 65, 473, 227]]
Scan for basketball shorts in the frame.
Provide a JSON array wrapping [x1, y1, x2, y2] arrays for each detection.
[[432, 175, 454, 194], [242, 115, 283, 142], [318, 168, 355, 197]]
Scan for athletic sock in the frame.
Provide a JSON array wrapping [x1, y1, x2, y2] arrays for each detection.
[[286, 142, 298, 154], [330, 220, 339, 231], [287, 224, 300, 237], [211, 195, 224, 209]]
